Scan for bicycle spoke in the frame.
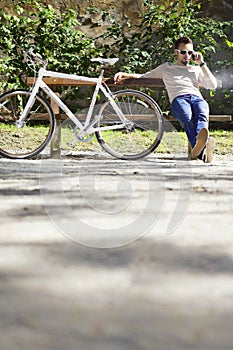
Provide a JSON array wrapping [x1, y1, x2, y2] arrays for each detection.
[[95, 90, 163, 160], [0, 90, 55, 159]]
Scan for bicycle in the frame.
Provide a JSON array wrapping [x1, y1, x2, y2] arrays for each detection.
[[0, 47, 163, 160]]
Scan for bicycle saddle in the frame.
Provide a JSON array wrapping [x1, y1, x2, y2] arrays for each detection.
[[90, 58, 119, 66]]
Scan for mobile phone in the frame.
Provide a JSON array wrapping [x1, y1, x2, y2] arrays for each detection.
[[192, 53, 196, 61]]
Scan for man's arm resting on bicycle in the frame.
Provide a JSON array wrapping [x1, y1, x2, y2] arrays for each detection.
[[114, 72, 141, 82]]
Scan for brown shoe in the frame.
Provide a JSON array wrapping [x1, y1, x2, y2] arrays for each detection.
[[202, 137, 215, 163], [188, 142, 197, 160], [191, 128, 209, 158]]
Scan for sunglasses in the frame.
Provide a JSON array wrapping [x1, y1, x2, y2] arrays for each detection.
[[176, 49, 194, 55]]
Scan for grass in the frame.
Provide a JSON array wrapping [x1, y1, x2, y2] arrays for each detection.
[[209, 130, 233, 155], [1, 122, 232, 156], [60, 128, 233, 155], [158, 129, 233, 155]]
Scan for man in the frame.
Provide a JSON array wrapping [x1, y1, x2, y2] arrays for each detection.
[[114, 36, 217, 163]]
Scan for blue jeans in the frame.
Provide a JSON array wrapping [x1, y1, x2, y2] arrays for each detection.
[[171, 94, 209, 148]]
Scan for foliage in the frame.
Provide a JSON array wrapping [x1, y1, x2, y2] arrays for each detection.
[[0, 0, 232, 114], [0, 0, 101, 91], [98, 0, 233, 112], [99, 0, 233, 70]]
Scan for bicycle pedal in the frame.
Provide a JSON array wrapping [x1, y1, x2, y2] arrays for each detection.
[[67, 140, 76, 148]]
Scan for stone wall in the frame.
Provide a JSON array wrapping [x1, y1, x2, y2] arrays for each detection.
[[4, 0, 233, 38], [40, 0, 233, 39], [36, 0, 145, 37]]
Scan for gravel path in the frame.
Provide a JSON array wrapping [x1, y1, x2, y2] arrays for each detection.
[[1, 153, 233, 350]]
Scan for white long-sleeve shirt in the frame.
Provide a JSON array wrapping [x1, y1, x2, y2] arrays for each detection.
[[140, 62, 217, 103]]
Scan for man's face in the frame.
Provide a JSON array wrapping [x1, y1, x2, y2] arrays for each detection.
[[175, 43, 194, 66]]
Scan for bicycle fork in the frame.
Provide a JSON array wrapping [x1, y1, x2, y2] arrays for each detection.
[[15, 83, 40, 128]]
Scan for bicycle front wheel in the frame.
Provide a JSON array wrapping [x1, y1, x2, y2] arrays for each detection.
[[95, 90, 163, 160], [0, 90, 55, 159]]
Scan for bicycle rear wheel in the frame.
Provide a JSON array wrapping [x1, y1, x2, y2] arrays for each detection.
[[95, 89, 163, 160], [0, 89, 55, 159]]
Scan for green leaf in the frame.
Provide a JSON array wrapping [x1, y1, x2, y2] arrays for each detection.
[[226, 39, 233, 48]]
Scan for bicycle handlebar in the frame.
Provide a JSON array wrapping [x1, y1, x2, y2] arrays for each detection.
[[23, 46, 48, 68]]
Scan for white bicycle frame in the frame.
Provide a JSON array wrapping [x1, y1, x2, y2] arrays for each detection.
[[18, 66, 127, 136]]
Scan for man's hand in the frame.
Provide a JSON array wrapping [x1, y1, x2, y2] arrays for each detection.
[[114, 72, 125, 82], [114, 72, 140, 83], [192, 52, 204, 65]]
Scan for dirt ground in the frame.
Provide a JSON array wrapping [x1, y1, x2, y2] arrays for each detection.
[[1, 151, 233, 350]]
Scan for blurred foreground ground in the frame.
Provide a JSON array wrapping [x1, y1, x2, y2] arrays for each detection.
[[0, 152, 233, 350]]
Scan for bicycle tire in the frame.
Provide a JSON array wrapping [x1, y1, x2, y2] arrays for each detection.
[[0, 89, 55, 159], [95, 89, 164, 160]]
